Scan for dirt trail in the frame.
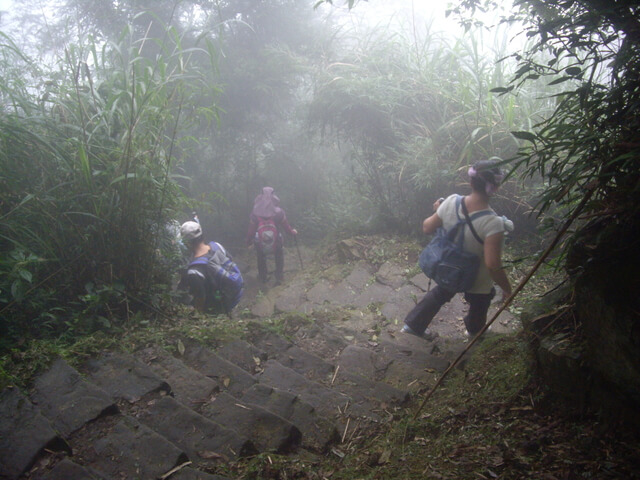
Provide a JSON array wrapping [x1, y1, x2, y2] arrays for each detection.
[[0, 237, 518, 480]]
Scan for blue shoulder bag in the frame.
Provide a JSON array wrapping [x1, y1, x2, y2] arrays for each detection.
[[418, 195, 493, 293]]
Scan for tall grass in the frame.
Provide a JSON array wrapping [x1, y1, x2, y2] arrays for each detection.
[[0, 23, 217, 345], [308, 21, 555, 232]]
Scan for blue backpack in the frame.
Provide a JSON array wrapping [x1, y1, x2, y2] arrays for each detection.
[[419, 196, 494, 293], [189, 242, 244, 311]]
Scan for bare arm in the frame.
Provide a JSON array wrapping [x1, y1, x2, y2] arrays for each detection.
[[422, 213, 443, 235], [484, 232, 512, 302]]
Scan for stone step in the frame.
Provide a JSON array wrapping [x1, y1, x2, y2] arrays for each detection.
[[241, 383, 339, 453], [32, 458, 108, 480], [31, 358, 118, 437], [78, 415, 189, 480], [257, 359, 374, 420], [136, 395, 256, 463], [200, 391, 301, 453], [169, 467, 233, 480], [181, 341, 257, 398], [84, 352, 170, 403], [215, 338, 268, 375], [0, 387, 70, 480], [135, 346, 219, 407]]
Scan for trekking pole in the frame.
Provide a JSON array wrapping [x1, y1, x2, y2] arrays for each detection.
[[413, 184, 597, 420], [294, 235, 304, 270]]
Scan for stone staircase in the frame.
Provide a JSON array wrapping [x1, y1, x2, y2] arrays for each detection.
[[1, 242, 517, 480]]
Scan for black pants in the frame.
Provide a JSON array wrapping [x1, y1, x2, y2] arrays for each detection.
[[404, 285, 495, 336], [257, 246, 284, 283]]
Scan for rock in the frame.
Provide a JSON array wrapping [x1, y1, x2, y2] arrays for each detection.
[[375, 261, 407, 289], [87, 416, 188, 480], [31, 358, 117, 436], [241, 383, 339, 452], [135, 347, 220, 407], [336, 239, 364, 262], [84, 352, 170, 403], [34, 458, 108, 480], [0, 388, 70, 480], [201, 392, 301, 453], [137, 396, 255, 462]]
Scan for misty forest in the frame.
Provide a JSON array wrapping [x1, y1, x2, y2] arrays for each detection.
[[1, 0, 639, 479]]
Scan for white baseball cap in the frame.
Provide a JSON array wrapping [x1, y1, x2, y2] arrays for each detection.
[[180, 221, 202, 241]]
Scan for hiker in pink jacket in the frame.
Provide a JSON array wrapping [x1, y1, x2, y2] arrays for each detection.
[[247, 187, 297, 285]]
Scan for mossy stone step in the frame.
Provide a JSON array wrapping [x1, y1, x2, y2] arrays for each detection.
[[31, 358, 117, 437], [135, 346, 219, 407], [258, 360, 368, 420], [0, 388, 70, 480], [241, 383, 339, 452], [200, 391, 301, 453], [137, 396, 256, 463], [181, 341, 257, 398], [84, 352, 170, 403], [84, 415, 188, 480], [169, 467, 233, 480], [33, 458, 107, 480]]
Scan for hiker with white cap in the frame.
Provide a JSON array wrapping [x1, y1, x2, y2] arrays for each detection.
[[179, 221, 244, 314]]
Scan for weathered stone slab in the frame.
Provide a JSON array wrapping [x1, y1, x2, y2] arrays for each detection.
[[380, 284, 423, 323], [353, 282, 396, 308], [241, 383, 338, 452], [182, 342, 257, 398], [251, 289, 277, 317], [201, 392, 301, 453], [258, 360, 351, 419], [216, 339, 267, 375], [291, 322, 350, 361], [35, 458, 108, 480], [258, 360, 346, 415], [84, 352, 170, 402], [135, 347, 219, 407], [31, 359, 117, 436], [269, 345, 335, 382], [138, 396, 255, 462], [0, 388, 70, 480], [337, 343, 442, 391], [274, 281, 308, 313], [306, 279, 336, 305], [170, 467, 232, 480], [409, 273, 432, 291], [336, 345, 393, 382], [332, 369, 409, 409], [253, 328, 291, 348], [342, 263, 375, 291], [375, 261, 407, 289], [89, 415, 187, 480]]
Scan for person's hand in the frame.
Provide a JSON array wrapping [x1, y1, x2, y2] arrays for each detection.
[[433, 197, 445, 212], [291, 229, 298, 235]]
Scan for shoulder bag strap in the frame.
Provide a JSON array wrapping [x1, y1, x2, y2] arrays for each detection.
[[460, 196, 485, 245]]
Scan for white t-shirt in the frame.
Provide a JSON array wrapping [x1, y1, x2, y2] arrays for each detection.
[[436, 194, 506, 294]]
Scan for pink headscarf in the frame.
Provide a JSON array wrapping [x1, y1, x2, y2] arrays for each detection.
[[252, 187, 280, 218]]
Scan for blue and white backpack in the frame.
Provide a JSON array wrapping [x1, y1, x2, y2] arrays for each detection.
[[188, 242, 244, 311]]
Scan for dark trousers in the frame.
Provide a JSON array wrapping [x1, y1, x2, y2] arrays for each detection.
[[257, 246, 284, 283], [404, 285, 495, 336]]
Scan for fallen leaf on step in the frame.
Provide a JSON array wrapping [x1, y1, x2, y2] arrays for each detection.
[[177, 339, 185, 356]]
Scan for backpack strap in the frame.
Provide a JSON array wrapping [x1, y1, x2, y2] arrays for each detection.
[[456, 195, 495, 245]]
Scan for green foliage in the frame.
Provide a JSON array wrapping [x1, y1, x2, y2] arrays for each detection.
[[308, 21, 550, 232], [491, 0, 640, 243], [0, 21, 217, 346]]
